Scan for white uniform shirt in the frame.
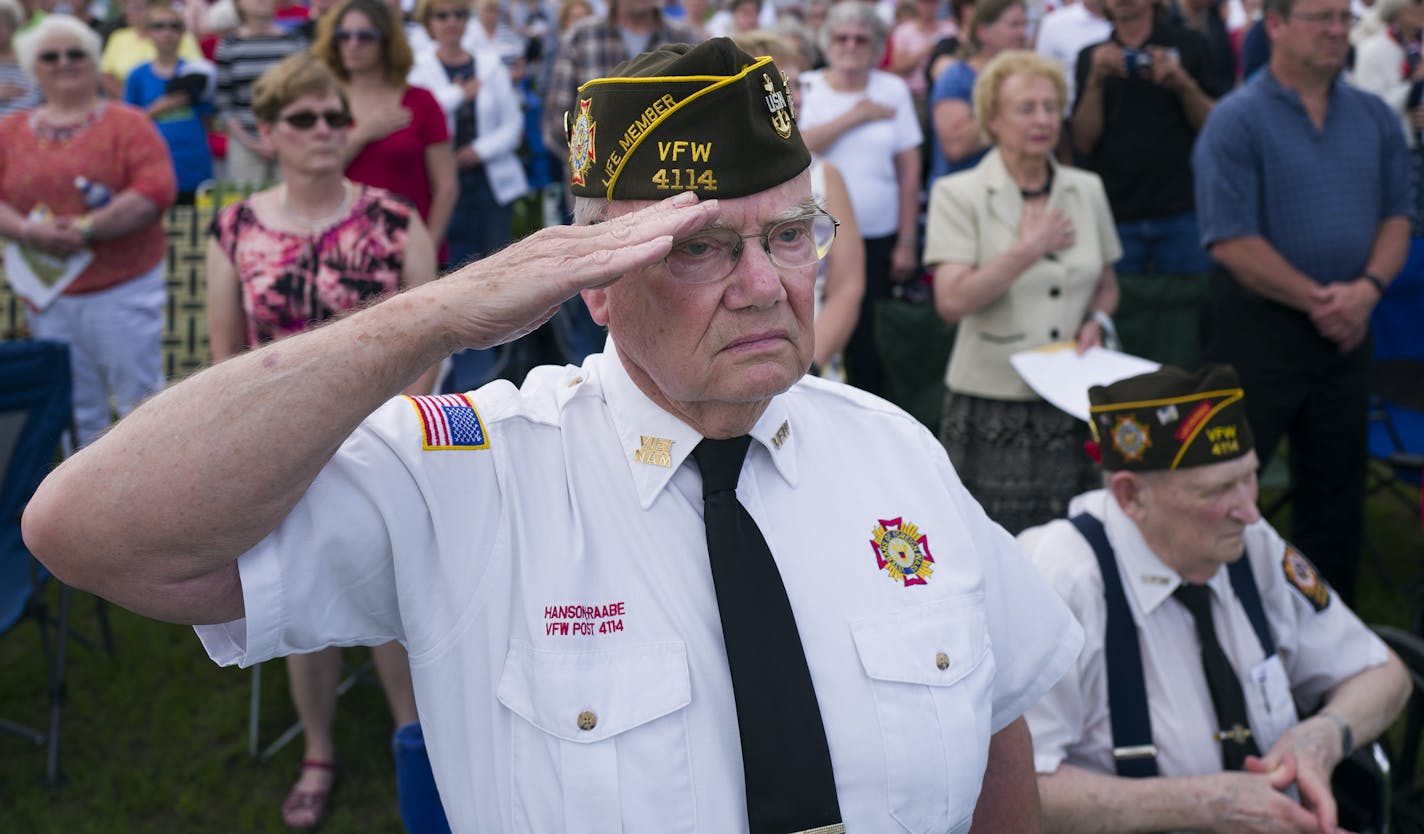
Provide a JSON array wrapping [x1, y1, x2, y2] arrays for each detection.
[[1019, 490, 1389, 827], [197, 350, 1084, 834]]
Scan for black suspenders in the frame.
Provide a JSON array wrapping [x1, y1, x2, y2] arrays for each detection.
[[1068, 513, 1275, 778]]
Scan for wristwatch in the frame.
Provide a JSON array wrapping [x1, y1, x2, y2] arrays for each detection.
[[74, 214, 96, 245], [1321, 711, 1353, 758]]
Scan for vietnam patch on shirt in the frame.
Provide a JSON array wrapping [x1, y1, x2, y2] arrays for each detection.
[[405, 393, 490, 451]]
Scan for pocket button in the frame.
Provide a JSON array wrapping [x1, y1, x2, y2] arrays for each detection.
[[577, 710, 598, 731], [935, 651, 950, 671]]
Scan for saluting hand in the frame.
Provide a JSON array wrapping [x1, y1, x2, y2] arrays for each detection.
[[428, 191, 719, 351]]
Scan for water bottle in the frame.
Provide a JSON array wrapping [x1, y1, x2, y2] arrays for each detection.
[[75, 176, 113, 209]]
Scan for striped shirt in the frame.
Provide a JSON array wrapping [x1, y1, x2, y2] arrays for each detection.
[[214, 31, 308, 133]]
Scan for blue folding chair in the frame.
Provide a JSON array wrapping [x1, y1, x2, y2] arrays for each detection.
[[0, 339, 82, 785]]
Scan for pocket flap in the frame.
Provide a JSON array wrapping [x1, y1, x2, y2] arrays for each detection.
[[850, 596, 988, 687], [496, 641, 691, 743]]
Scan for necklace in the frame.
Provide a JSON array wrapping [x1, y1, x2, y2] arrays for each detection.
[[279, 181, 354, 233], [1020, 165, 1054, 200]]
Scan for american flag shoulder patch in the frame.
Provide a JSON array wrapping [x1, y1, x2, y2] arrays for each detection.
[[404, 393, 490, 451]]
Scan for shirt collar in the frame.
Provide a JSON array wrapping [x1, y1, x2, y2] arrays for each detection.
[[1259, 66, 1347, 107], [596, 348, 799, 509]]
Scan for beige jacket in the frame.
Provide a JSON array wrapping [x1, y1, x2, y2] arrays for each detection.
[[924, 149, 1122, 400]]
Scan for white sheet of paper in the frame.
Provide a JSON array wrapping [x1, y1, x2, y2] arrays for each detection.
[[3, 241, 93, 311], [1010, 343, 1160, 421]]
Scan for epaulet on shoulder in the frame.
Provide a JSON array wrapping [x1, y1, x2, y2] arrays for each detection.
[[793, 375, 927, 427]]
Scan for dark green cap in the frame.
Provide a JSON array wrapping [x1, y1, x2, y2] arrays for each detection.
[[564, 37, 810, 200], [1088, 364, 1255, 471]]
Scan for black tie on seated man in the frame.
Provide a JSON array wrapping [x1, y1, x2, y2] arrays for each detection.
[[23, 37, 1085, 834]]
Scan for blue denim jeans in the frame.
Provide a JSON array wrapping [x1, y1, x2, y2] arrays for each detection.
[[1114, 211, 1212, 275]]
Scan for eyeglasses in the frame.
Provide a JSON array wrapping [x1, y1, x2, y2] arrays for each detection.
[[37, 48, 89, 65], [280, 109, 355, 129], [147, 20, 183, 31], [1287, 9, 1355, 25], [333, 27, 382, 44], [832, 32, 872, 46], [431, 9, 470, 20], [663, 210, 840, 285]]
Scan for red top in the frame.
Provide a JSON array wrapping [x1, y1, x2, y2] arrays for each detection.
[[345, 86, 448, 223], [0, 102, 177, 295]]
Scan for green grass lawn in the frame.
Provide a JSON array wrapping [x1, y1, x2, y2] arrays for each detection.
[[1, 470, 1420, 833]]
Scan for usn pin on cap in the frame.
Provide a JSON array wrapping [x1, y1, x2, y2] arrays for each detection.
[[564, 37, 811, 201]]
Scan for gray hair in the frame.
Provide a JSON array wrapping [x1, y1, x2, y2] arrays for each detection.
[[0, 0, 24, 30], [572, 196, 609, 226], [15, 14, 102, 74], [818, 1, 888, 61]]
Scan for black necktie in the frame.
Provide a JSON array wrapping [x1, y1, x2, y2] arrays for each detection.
[[1174, 583, 1261, 770], [692, 437, 842, 834]]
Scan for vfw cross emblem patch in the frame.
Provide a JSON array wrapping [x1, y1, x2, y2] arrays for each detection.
[[870, 517, 934, 586]]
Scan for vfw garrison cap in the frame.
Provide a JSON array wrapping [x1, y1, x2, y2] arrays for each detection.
[[1088, 364, 1255, 471], [564, 37, 811, 200]]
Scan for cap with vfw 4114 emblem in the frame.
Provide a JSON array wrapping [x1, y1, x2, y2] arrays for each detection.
[[564, 37, 811, 201]]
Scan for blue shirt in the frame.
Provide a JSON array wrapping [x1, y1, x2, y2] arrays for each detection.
[[1192, 69, 1409, 285], [929, 60, 987, 183], [124, 60, 214, 194]]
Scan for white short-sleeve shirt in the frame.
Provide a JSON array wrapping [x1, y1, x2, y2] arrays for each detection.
[[1019, 490, 1390, 826], [197, 351, 1083, 834]]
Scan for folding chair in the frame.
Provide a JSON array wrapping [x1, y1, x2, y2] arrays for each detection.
[[0, 339, 114, 786]]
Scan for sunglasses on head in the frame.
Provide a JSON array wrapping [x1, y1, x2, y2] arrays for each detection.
[[148, 20, 183, 30], [432, 9, 469, 20], [37, 48, 89, 64], [333, 27, 381, 43], [280, 109, 354, 129]]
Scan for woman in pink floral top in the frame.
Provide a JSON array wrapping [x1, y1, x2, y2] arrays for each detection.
[[212, 184, 421, 345], [203, 53, 437, 831]]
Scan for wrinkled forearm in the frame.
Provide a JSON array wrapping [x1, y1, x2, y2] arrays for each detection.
[[1040, 764, 1217, 833]]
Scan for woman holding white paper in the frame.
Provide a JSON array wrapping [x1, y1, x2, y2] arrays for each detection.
[[922, 50, 1120, 533], [0, 14, 176, 447]]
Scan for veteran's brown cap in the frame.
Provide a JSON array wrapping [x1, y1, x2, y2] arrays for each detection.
[[564, 37, 810, 200], [1088, 364, 1255, 471]]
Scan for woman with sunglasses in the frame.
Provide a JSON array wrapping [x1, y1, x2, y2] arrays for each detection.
[[313, 0, 456, 262], [0, 14, 176, 447], [124, 0, 215, 204], [204, 53, 437, 830], [215, 0, 308, 186], [408, 0, 528, 266], [798, 1, 922, 398]]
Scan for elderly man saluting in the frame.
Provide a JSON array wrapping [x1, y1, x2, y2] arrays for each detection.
[[1019, 365, 1410, 834], [23, 39, 1083, 834]]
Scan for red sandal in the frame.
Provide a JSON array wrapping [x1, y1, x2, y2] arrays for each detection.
[[281, 759, 336, 830]]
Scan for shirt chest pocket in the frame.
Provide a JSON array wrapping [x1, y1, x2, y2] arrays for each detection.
[[851, 597, 995, 834], [496, 641, 695, 834]]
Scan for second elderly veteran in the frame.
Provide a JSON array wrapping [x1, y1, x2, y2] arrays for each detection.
[[1017, 365, 1410, 834], [23, 39, 1083, 833]]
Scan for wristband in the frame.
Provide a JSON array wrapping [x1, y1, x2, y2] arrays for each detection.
[[1089, 310, 1120, 351], [1320, 711, 1353, 758], [1362, 273, 1388, 297]]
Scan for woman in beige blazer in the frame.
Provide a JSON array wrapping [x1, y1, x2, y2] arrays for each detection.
[[923, 49, 1121, 534]]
